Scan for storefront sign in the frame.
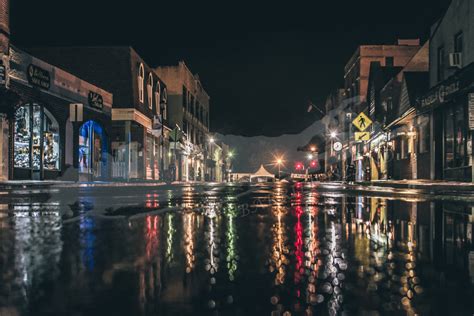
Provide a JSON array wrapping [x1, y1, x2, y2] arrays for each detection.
[[27, 64, 50, 89], [420, 81, 460, 109], [469, 93, 474, 130], [88, 91, 103, 110]]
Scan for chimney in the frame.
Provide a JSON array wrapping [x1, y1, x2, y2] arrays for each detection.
[[0, 0, 10, 54], [397, 39, 420, 46]]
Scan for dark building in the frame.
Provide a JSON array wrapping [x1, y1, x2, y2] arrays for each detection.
[[28, 46, 170, 181], [0, 0, 114, 181], [419, 0, 474, 182], [366, 42, 429, 180]]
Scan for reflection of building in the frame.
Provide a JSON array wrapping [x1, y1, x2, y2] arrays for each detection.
[[419, 0, 474, 182], [28, 47, 169, 181], [155, 62, 210, 182]]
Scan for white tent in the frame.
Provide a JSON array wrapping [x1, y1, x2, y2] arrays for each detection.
[[250, 165, 275, 182]]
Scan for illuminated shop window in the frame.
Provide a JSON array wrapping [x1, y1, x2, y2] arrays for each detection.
[[79, 120, 106, 177], [14, 104, 60, 170]]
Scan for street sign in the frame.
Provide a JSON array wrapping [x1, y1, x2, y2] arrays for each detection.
[[170, 127, 182, 142], [333, 141, 342, 152], [352, 112, 372, 132], [354, 131, 370, 141]]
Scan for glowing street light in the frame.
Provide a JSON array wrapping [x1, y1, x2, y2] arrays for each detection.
[[310, 145, 317, 152], [330, 131, 337, 139], [307, 153, 313, 160], [275, 157, 283, 179], [209, 137, 215, 144]]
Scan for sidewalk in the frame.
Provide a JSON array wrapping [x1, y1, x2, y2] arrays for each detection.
[[358, 179, 474, 192]]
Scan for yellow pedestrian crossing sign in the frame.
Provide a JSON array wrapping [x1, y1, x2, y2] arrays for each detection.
[[352, 112, 372, 131], [355, 131, 370, 141]]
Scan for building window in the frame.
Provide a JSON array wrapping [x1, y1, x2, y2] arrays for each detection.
[[454, 32, 463, 53], [14, 105, 60, 171], [182, 86, 187, 109], [155, 81, 161, 115], [162, 88, 168, 120], [437, 46, 445, 82], [385, 56, 394, 67], [138, 63, 145, 103], [147, 73, 153, 109]]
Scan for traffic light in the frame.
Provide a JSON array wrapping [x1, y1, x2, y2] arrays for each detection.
[[295, 162, 304, 170], [310, 160, 317, 168]]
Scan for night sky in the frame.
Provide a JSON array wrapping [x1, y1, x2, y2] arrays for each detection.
[[10, 0, 451, 136]]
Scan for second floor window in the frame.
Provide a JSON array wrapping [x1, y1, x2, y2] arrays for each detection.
[[155, 81, 161, 115], [454, 32, 463, 53], [162, 88, 168, 120], [437, 46, 445, 82], [147, 73, 153, 109], [138, 63, 145, 103]]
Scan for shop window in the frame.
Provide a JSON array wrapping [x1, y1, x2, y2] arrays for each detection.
[[418, 118, 430, 154], [445, 107, 455, 168], [147, 73, 153, 109], [78, 120, 106, 177], [14, 105, 60, 171], [138, 63, 145, 103], [155, 81, 161, 115]]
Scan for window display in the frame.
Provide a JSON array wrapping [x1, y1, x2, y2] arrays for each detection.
[[79, 121, 105, 177], [14, 104, 60, 171]]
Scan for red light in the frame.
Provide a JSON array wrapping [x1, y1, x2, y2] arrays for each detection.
[[295, 162, 303, 170], [310, 160, 317, 168]]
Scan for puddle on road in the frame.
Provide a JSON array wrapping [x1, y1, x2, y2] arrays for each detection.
[[0, 183, 473, 315]]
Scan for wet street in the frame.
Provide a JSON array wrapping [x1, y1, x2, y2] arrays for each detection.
[[0, 182, 473, 316]]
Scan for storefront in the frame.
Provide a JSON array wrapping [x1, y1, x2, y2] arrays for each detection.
[[5, 46, 113, 181], [13, 104, 60, 179], [419, 63, 474, 182]]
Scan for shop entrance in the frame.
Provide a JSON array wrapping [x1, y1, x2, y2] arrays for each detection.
[[13, 104, 60, 180], [78, 120, 107, 180]]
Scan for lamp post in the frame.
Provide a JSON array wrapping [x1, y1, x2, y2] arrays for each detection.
[[276, 158, 283, 179]]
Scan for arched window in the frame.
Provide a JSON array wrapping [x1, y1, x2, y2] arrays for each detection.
[[138, 63, 145, 103], [147, 73, 153, 109], [162, 88, 168, 120], [155, 80, 161, 115], [14, 104, 60, 171]]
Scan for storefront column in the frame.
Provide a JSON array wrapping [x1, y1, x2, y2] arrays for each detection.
[[124, 121, 131, 180]]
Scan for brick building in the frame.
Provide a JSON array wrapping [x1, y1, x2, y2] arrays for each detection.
[[155, 61, 211, 181]]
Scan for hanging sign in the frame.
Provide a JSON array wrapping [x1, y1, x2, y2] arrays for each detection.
[[469, 93, 474, 130], [88, 91, 104, 110], [352, 112, 372, 132], [355, 131, 370, 141], [27, 64, 50, 89]]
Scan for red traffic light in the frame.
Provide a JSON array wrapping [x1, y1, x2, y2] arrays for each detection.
[[310, 160, 317, 168], [295, 162, 304, 170]]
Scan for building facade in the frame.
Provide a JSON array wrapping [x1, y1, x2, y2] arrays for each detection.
[[155, 62, 211, 181], [28, 47, 170, 181], [419, 0, 474, 182]]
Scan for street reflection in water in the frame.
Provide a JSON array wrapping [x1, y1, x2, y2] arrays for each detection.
[[0, 183, 473, 315]]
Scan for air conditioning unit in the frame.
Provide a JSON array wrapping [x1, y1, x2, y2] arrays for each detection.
[[449, 53, 462, 68]]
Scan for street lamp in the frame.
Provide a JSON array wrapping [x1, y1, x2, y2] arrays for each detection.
[[307, 153, 313, 160], [209, 137, 215, 144], [276, 157, 283, 179], [330, 131, 337, 139]]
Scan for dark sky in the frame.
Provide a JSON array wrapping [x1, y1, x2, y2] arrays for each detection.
[[10, 0, 451, 136]]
